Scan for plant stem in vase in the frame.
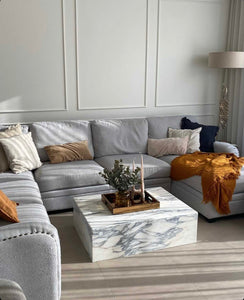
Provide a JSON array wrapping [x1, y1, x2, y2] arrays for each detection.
[[99, 159, 141, 208]]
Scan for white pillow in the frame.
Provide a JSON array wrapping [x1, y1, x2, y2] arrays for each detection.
[[0, 133, 42, 174], [168, 127, 202, 153], [0, 124, 23, 173]]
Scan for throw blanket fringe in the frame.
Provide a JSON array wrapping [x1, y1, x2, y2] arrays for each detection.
[[170, 152, 244, 214]]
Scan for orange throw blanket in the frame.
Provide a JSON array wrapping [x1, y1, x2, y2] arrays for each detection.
[[171, 152, 244, 214]]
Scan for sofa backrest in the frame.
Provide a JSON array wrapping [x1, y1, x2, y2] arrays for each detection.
[[0, 124, 29, 134], [91, 118, 148, 158], [147, 115, 216, 139], [30, 121, 94, 162], [147, 116, 182, 139]]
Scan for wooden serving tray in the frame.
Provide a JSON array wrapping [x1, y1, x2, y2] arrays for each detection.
[[101, 190, 160, 215]]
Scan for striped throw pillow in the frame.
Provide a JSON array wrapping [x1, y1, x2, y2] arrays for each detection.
[[0, 133, 42, 174], [0, 124, 23, 173]]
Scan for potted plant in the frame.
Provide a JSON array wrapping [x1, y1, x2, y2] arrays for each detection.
[[99, 159, 141, 207]]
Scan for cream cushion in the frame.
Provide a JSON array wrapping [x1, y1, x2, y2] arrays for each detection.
[[168, 127, 202, 153], [148, 137, 189, 157], [0, 133, 42, 174], [0, 124, 23, 172]]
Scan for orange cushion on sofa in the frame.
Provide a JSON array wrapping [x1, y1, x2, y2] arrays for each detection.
[[0, 190, 19, 223]]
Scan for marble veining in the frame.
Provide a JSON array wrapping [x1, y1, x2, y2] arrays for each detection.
[[73, 187, 198, 262]]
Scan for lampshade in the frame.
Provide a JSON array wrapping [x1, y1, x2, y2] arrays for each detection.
[[208, 51, 244, 68]]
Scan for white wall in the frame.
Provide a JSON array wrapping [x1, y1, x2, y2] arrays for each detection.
[[0, 0, 229, 123]]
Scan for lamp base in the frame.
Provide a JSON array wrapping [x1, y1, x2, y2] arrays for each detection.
[[219, 84, 229, 129]]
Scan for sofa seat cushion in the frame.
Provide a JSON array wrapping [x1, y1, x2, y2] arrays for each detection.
[[0, 203, 50, 228], [159, 155, 178, 165], [0, 180, 43, 206], [95, 154, 171, 179], [0, 171, 43, 206], [34, 160, 105, 193], [0, 171, 34, 183], [177, 167, 244, 195]]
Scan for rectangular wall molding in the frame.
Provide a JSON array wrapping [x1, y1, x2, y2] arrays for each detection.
[[155, 0, 229, 107], [75, 0, 149, 110], [0, 0, 68, 113]]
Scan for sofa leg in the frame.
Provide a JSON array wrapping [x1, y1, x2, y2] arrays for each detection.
[[206, 217, 217, 223]]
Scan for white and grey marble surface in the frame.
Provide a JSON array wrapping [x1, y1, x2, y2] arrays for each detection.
[[73, 187, 198, 262]]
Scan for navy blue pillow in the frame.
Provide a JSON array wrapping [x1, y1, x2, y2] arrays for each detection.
[[181, 117, 219, 152]]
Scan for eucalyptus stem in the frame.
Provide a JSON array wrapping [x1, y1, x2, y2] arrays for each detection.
[[99, 159, 141, 192]]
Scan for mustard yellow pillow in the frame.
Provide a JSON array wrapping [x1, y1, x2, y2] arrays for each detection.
[[0, 190, 19, 223], [44, 141, 93, 164]]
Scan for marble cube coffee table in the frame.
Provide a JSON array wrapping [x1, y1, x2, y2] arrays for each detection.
[[73, 187, 198, 262]]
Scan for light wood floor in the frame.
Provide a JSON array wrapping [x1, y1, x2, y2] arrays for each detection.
[[50, 212, 244, 300]]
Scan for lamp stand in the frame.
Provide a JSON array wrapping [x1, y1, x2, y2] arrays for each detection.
[[219, 84, 229, 129]]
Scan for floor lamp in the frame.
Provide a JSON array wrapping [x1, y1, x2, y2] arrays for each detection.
[[208, 51, 244, 129]]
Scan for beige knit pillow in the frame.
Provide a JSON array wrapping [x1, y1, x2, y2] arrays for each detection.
[[148, 137, 189, 157], [168, 127, 202, 153], [0, 124, 23, 173], [0, 133, 42, 174]]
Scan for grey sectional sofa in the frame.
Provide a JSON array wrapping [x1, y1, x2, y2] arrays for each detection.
[[29, 115, 243, 220], [0, 115, 242, 300]]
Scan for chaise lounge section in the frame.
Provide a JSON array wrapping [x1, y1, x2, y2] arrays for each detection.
[[147, 116, 244, 220]]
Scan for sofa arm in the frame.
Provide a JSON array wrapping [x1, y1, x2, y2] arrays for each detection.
[[213, 141, 239, 156], [0, 222, 61, 300], [0, 279, 26, 300]]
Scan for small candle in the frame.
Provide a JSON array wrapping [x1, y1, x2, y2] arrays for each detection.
[[132, 160, 135, 172], [131, 160, 136, 200], [141, 155, 145, 202]]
